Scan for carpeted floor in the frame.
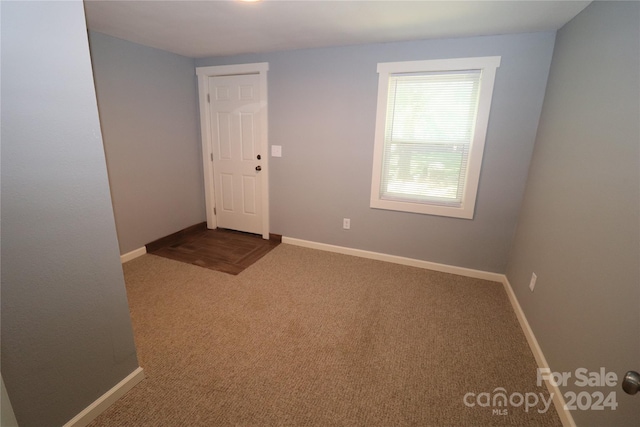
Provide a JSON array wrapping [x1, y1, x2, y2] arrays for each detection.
[[90, 244, 561, 426]]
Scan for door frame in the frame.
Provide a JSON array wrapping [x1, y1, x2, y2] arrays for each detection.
[[195, 62, 270, 239]]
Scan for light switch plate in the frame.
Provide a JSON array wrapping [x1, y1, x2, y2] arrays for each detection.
[[271, 145, 282, 157]]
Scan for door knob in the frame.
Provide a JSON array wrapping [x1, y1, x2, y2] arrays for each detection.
[[255, 165, 262, 171], [622, 371, 640, 395]]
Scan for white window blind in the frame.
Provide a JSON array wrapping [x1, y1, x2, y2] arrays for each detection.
[[371, 56, 500, 219], [381, 70, 481, 207]]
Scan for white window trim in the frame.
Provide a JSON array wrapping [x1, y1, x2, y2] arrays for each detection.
[[370, 56, 501, 219]]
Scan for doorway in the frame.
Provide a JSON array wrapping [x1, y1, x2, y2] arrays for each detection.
[[196, 63, 269, 239]]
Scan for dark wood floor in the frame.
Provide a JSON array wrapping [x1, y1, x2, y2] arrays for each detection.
[[146, 223, 280, 275]]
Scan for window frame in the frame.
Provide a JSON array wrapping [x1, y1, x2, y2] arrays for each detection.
[[370, 56, 501, 219]]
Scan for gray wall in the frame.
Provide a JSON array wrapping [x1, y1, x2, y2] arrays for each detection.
[[1, 2, 139, 426], [196, 32, 556, 272], [506, 2, 639, 426], [89, 31, 205, 254]]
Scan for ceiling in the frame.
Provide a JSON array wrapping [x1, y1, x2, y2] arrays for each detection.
[[84, 0, 592, 59]]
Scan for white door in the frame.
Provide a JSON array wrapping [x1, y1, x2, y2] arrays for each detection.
[[207, 73, 264, 235]]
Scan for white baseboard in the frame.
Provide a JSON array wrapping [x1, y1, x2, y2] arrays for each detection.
[[120, 247, 147, 264], [281, 236, 504, 282], [63, 367, 145, 427], [501, 277, 575, 427]]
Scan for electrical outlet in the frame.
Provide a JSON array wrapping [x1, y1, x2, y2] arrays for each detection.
[[529, 273, 537, 292], [343, 218, 351, 230]]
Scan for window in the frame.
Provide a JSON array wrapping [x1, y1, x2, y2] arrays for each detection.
[[370, 57, 500, 219]]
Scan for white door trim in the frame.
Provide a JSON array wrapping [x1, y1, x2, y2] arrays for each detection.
[[196, 63, 270, 239]]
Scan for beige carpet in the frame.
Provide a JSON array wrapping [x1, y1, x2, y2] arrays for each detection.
[[90, 244, 561, 426]]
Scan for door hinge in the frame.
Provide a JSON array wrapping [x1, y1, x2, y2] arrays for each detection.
[[210, 153, 213, 161], [207, 93, 210, 103], [214, 207, 216, 215]]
